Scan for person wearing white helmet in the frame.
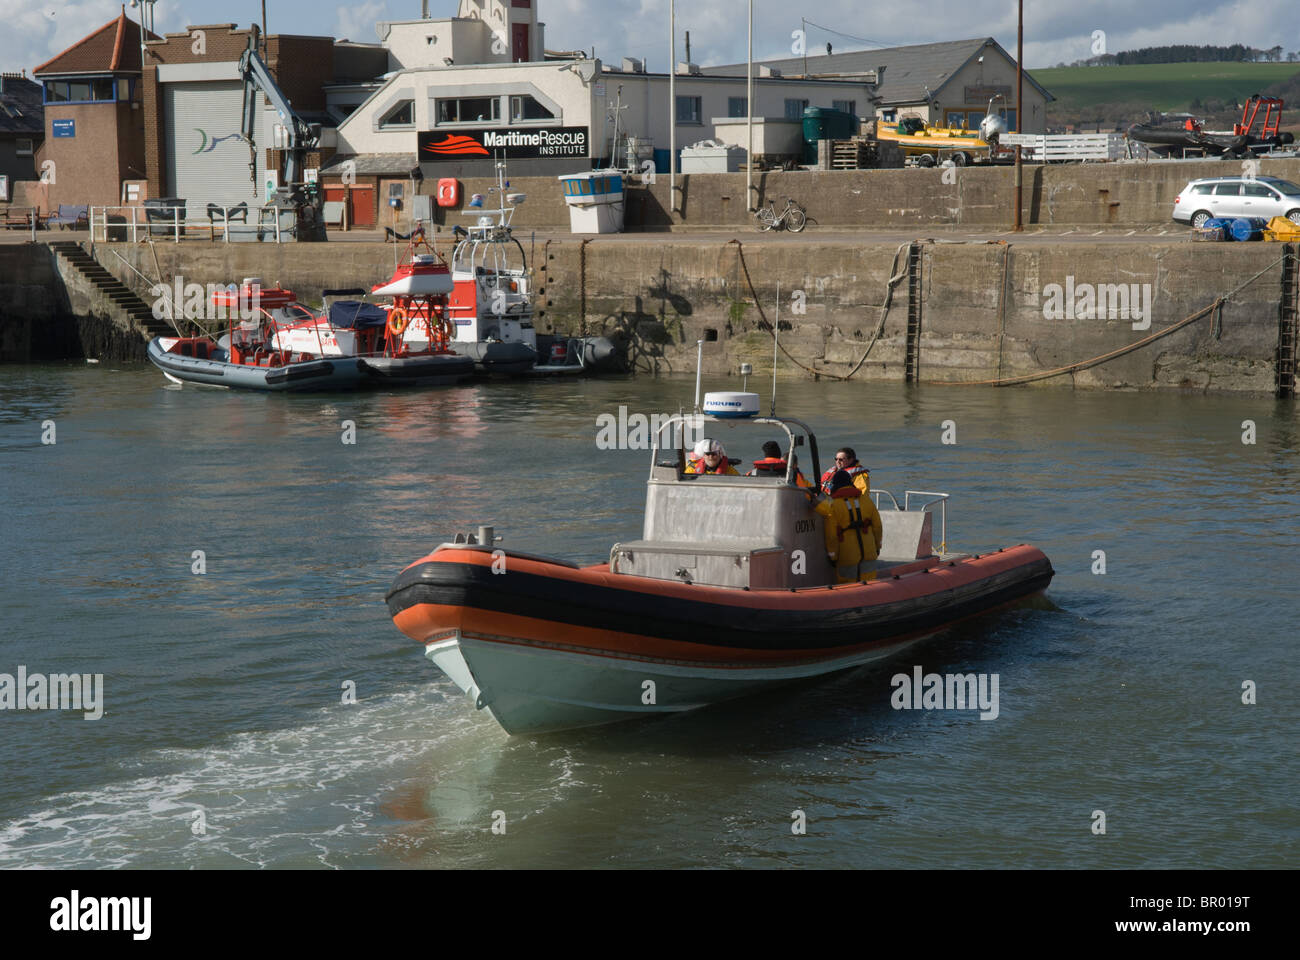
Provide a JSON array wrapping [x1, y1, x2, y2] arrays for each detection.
[[685, 437, 739, 475]]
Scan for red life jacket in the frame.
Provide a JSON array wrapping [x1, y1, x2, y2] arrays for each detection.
[[748, 456, 787, 475], [689, 456, 739, 475], [750, 457, 812, 487], [820, 461, 868, 494]]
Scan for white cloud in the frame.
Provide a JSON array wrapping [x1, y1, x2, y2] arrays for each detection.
[[0, 0, 206, 74], [537, 0, 1300, 71], [335, 1, 389, 45], [5, 0, 1296, 80]]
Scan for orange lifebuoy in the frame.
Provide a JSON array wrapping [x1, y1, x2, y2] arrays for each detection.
[[439, 318, 456, 343], [387, 307, 409, 337]]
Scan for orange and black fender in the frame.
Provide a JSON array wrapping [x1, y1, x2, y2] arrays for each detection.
[[385, 545, 1054, 666]]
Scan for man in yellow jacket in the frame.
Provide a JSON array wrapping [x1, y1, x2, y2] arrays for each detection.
[[815, 468, 883, 583], [684, 437, 739, 475]]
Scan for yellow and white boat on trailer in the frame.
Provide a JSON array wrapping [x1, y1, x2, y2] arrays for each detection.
[[875, 117, 995, 166]]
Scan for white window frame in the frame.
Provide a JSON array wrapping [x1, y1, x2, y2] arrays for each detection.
[[436, 96, 502, 126], [379, 99, 416, 128], [16, 138, 34, 157], [508, 94, 555, 123]]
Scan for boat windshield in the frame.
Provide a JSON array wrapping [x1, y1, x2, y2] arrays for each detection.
[[451, 227, 528, 277], [649, 414, 822, 485]]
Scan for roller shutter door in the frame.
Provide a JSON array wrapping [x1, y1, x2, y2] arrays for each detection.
[[164, 81, 267, 208]]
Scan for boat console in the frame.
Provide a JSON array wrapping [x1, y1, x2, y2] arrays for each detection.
[[610, 412, 944, 589]]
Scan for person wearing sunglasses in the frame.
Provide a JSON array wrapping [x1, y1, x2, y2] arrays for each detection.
[[819, 446, 869, 496], [684, 437, 739, 475]]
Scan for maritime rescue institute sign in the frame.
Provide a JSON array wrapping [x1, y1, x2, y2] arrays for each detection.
[[419, 126, 589, 161]]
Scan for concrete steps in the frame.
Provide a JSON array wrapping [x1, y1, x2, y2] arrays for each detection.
[[48, 241, 174, 341]]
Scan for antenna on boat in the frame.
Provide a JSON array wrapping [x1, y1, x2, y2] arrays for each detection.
[[693, 338, 704, 413], [770, 281, 779, 417]]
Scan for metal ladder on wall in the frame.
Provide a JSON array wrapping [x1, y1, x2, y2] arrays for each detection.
[[904, 242, 923, 383], [1278, 243, 1298, 399]]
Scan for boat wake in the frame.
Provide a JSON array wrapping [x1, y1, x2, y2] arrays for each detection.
[[0, 683, 488, 869]]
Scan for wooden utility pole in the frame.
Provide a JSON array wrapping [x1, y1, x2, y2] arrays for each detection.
[[1013, 0, 1023, 231]]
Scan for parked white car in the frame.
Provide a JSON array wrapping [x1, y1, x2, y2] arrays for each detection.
[[1173, 176, 1300, 227]]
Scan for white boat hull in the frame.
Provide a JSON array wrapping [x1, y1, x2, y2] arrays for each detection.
[[426, 629, 927, 735], [372, 272, 454, 296]]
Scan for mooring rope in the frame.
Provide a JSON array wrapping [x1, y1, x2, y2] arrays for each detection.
[[729, 238, 910, 381], [933, 252, 1292, 387]]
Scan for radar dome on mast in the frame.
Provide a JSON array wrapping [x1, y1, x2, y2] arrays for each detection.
[[702, 392, 760, 418]]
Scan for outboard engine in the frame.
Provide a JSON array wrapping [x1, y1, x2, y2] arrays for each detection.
[[979, 112, 1007, 146]]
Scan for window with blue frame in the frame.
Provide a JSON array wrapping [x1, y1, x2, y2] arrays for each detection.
[[728, 96, 747, 118], [43, 77, 119, 104]]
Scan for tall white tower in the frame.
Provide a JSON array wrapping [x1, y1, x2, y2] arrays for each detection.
[[457, 0, 543, 62]]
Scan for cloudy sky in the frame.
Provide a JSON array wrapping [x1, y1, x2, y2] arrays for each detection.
[[2, 0, 1297, 76]]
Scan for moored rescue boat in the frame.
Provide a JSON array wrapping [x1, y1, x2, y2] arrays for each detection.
[[440, 162, 618, 376], [147, 280, 367, 391], [147, 274, 473, 390], [386, 400, 1054, 734]]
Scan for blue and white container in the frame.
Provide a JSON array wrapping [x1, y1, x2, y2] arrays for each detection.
[[558, 171, 625, 233]]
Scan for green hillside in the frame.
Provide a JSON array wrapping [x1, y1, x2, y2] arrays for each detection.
[[1035, 62, 1300, 125]]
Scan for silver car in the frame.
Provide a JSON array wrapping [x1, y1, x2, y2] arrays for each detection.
[[1173, 176, 1300, 227]]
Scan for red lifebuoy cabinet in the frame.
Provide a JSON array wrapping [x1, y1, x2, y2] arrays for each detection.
[[436, 178, 460, 207]]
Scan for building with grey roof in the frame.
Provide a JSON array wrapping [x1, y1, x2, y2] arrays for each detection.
[[704, 37, 1053, 133], [0, 72, 44, 196]]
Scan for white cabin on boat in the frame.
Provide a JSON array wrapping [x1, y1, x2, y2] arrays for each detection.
[[446, 212, 537, 349]]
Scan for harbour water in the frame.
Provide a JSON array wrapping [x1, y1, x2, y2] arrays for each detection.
[[0, 365, 1294, 868]]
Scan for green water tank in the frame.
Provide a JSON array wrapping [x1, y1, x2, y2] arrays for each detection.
[[802, 107, 858, 164]]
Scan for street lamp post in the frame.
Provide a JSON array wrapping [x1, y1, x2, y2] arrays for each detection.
[[669, 0, 675, 217], [747, 0, 753, 211], [129, 0, 156, 89]]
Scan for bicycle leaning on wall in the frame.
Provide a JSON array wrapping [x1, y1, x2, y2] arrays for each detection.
[[754, 197, 807, 233]]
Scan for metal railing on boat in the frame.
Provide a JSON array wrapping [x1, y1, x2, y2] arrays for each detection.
[[872, 489, 949, 555]]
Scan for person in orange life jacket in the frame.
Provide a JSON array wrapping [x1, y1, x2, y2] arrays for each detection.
[[815, 468, 883, 583], [819, 446, 869, 496], [685, 437, 739, 475], [747, 440, 812, 487]]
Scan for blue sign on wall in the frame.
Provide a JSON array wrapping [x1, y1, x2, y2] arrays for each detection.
[[52, 119, 75, 138]]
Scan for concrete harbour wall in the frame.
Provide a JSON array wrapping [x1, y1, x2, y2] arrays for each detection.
[[88, 236, 1294, 393], [442, 157, 1300, 231], [0, 245, 150, 362]]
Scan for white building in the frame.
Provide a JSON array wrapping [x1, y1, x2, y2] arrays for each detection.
[[326, 0, 877, 181]]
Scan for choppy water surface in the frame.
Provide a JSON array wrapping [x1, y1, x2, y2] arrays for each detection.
[[0, 365, 1294, 868]]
